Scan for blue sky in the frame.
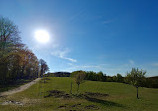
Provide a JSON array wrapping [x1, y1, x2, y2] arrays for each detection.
[[0, 0, 158, 76]]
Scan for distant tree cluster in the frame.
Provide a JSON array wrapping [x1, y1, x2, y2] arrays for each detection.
[[84, 71, 106, 82], [145, 77, 158, 88], [75, 68, 157, 99], [46, 72, 70, 77], [83, 69, 158, 89], [0, 16, 49, 85]]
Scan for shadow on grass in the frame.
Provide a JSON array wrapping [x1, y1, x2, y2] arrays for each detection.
[[84, 95, 124, 107], [72, 93, 124, 108]]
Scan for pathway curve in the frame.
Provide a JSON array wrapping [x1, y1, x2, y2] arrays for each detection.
[[0, 78, 41, 96]]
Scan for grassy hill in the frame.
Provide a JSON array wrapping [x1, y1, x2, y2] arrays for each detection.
[[0, 77, 158, 111]]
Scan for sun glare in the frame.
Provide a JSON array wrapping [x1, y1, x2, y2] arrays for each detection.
[[34, 30, 50, 43]]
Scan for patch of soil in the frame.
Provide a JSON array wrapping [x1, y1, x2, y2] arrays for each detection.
[[58, 103, 82, 110], [71, 103, 81, 107], [0, 95, 6, 98], [1, 98, 41, 106], [84, 105, 99, 110], [84, 92, 109, 97], [21, 98, 41, 105], [1, 100, 23, 106], [58, 105, 67, 109], [58, 103, 99, 110], [44, 90, 71, 98], [45, 91, 103, 110]]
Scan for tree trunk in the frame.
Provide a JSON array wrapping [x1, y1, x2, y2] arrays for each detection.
[[21, 65, 25, 79], [77, 84, 80, 94], [40, 68, 43, 78], [137, 86, 139, 99]]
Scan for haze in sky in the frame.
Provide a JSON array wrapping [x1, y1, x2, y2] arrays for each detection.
[[0, 0, 158, 76]]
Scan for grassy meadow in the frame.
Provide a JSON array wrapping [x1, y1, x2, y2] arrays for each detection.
[[0, 77, 158, 111]]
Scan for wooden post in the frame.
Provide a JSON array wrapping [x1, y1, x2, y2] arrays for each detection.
[[70, 81, 72, 94], [137, 86, 139, 99]]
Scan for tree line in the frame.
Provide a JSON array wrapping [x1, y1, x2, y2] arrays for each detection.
[[79, 69, 158, 88], [71, 68, 157, 99], [0, 16, 49, 86]]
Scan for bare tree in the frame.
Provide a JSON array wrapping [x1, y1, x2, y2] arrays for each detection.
[[0, 16, 21, 50]]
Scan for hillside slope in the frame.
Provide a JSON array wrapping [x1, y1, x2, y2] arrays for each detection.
[[0, 77, 158, 111]]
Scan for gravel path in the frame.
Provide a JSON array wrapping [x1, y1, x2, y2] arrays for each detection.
[[0, 78, 41, 96]]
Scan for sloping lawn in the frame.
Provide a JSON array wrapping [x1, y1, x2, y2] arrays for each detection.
[[0, 77, 158, 111]]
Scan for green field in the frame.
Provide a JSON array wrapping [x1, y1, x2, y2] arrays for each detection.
[[0, 77, 158, 111]]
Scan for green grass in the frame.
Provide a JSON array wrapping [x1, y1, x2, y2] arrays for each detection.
[[0, 77, 158, 111]]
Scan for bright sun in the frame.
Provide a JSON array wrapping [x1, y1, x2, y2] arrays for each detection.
[[34, 30, 50, 43]]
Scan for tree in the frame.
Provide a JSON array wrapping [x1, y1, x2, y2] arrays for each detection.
[[85, 71, 97, 81], [0, 16, 42, 85], [112, 75, 117, 82], [39, 59, 49, 77], [97, 71, 104, 81], [126, 68, 146, 99], [0, 16, 22, 85], [116, 73, 123, 82], [22, 48, 39, 79], [102, 74, 107, 82], [71, 70, 86, 93], [0, 16, 21, 50]]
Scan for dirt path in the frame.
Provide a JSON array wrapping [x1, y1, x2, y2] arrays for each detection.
[[0, 78, 41, 96]]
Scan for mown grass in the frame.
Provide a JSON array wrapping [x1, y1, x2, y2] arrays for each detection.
[[0, 77, 158, 111]]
